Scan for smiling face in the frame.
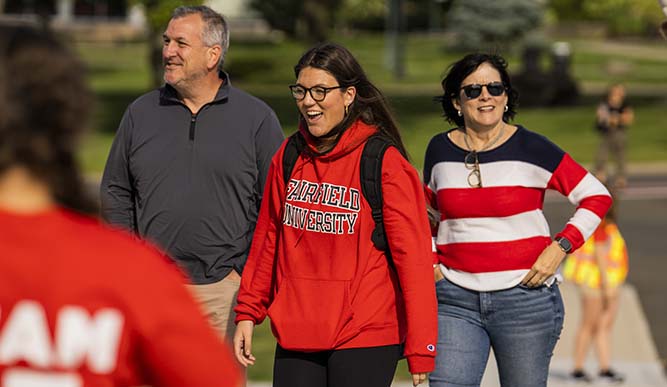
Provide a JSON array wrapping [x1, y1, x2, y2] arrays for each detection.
[[162, 14, 220, 90], [452, 62, 508, 131], [295, 66, 356, 138]]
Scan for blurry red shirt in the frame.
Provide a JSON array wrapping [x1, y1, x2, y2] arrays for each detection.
[[0, 207, 240, 387]]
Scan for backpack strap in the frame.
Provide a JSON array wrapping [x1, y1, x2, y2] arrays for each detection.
[[283, 132, 306, 186], [360, 134, 394, 253]]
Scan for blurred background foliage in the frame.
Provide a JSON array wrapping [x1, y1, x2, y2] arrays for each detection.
[[246, 0, 665, 42], [71, 0, 667, 174], [444, 0, 546, 51], [125, 0, 666, 89], [75, 0, 667, 179], [550, 0, 664, 36]]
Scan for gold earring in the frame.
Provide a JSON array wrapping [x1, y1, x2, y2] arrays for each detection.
[[345, 104, 349, 115]]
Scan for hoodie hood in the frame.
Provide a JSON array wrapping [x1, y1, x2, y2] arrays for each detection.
[[299, 119, 378, 162]]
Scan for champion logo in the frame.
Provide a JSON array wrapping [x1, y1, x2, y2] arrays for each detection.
[[427, 344, 435, 352]]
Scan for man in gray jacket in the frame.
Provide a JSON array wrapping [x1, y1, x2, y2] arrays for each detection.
[[100, 5, 284, 340]]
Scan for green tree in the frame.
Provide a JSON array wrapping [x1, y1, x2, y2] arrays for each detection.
[[445, 0, 545, 52], [338, 0, 386, 30], [549, 0, 663, 36], [249, 0, 343, 41], [336, 0, 452, 32], [248, 0, 302, 36], [549, 0, 591, 20], [583, 0, 663, 35], [132, 0, 203, 88]]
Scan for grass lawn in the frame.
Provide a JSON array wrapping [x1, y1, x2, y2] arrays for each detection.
[[77, 34, 667, 175], [73, 33, 667, 381]]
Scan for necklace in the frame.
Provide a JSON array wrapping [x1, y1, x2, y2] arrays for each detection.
[[463, 125, 505, 152]]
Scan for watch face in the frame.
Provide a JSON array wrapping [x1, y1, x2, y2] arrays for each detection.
[[558, 237, 572, 252]]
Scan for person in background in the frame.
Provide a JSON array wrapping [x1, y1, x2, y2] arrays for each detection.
[[100, 5, 284, 341], [594, 83, 634, 188], [564, 195, 628, 384], [0, 25, 241, 387], [424, 52, 612, 387], [233, 42, 437, 387]]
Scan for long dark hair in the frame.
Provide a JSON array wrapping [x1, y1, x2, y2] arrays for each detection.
[[436, 53, 519, 128], [0, 26, 97, 214], [294, 42, 408, 157]]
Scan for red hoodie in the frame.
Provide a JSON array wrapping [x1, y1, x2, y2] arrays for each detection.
[[235, 120, 437, 373]]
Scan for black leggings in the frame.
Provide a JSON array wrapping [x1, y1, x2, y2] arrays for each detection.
[[273, 344, 401, 387]]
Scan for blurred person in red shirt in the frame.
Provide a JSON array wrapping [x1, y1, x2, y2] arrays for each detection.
[[0, 26, 241, 387]]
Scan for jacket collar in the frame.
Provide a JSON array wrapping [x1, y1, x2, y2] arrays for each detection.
[[159, 71, 231, 106]]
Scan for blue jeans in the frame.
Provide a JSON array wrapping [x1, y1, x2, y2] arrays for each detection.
[[429, 277, 564, 387]]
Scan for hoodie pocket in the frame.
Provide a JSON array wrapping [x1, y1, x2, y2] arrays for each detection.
[[268, 278, 356, 351]]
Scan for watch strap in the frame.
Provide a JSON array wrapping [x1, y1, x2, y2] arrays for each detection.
[[555, 236, 572, 253]]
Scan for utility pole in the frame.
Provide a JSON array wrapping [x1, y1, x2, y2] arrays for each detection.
[[659, 0, 667, 38], [385, 0, 405, 79], [428, 0, 439, 32]]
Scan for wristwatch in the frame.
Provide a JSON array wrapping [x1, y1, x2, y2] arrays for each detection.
[[555, 236, 572, 254]]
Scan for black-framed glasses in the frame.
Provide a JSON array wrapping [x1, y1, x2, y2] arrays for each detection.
[[289, 84, 344, 101], [464, 151, 482, 188], [460, 82, 506, 100]]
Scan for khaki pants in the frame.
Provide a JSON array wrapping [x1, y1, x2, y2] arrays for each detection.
[[594, 128, 627, 184], [187, 272, 241, 342]]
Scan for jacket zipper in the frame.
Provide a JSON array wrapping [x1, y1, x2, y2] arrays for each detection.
[[189, 114, 196, 141]]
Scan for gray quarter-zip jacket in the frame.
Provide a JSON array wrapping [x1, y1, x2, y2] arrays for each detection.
[[100, 72, 284, 284]]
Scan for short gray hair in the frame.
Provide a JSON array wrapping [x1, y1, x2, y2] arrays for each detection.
[[172, 5, 229, 71]]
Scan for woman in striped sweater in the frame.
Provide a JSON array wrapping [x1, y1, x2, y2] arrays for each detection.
[[423, 53, 612, 387]]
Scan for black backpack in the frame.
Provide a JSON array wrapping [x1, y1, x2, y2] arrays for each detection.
[[282, 132, 399, 253]]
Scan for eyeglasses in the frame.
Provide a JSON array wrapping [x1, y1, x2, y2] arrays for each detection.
[[464, 151, 482, 188], [289, 84, 344, 101], [460, 82, 506, 100]]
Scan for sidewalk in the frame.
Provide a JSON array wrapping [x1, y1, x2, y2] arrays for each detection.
[[547, 282, 667, 387], [624, 162, 667, 176], [248, 282, 667, 387]]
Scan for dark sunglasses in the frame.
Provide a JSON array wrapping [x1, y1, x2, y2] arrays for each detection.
[[460, 82, 506, 99]]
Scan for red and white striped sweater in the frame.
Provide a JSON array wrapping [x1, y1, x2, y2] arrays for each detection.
[[423, 126, 612, 291]]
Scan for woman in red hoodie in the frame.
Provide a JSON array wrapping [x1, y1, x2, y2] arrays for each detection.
[[233, 42, 437, 387]]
